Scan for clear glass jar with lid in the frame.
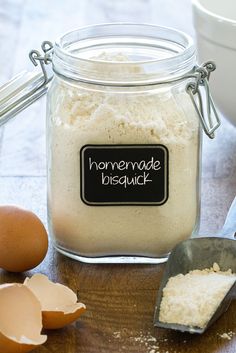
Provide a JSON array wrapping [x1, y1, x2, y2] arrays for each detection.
[[0, 24, 220, 263]]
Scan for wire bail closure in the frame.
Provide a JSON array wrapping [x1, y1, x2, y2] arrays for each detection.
[[0, 40, 221, 139], [186, 62, 221, 139], [29, 41, 53, 87], [0, 41, 53, 127]]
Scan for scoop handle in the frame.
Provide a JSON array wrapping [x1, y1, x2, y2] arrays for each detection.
[[218, 196, 236, 239]]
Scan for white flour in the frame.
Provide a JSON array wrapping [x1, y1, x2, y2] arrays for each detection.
[[47, 53, 199, 258], [159, 263, 236, 328], [218, 331, 235, 340]]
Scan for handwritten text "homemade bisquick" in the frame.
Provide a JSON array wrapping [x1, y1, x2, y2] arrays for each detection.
[[89, 157, 161, 188]]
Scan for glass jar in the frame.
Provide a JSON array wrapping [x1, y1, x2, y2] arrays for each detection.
[[0, 23, 220, 263]]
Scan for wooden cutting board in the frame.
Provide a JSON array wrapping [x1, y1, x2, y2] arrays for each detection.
[[1, 245, 235, 353]]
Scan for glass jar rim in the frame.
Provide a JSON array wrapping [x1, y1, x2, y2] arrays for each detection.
[[53, 23, 196, 86]]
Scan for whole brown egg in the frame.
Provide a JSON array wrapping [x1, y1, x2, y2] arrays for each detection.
[[0, 206, 48, 272]]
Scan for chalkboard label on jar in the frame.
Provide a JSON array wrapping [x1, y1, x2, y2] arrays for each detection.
[[80, 145, 168, 206]]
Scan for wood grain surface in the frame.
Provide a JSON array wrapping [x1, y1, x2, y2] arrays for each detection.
[[0, 0, 236, 352]]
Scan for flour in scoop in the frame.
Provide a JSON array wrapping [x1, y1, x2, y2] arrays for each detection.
[[159, 263, 236, 328]]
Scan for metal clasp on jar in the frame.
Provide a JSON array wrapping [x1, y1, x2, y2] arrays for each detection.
[[186, 62, 221, 139], [0, 41, 53, 127]]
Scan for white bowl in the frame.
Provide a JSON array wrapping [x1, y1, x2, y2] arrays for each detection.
[[192, 0, 236, 126]]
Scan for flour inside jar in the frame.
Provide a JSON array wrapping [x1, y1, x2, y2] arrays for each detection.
[[47, 51, 200, 259]]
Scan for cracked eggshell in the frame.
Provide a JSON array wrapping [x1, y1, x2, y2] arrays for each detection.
[[24, 274, 86, 329], [0, 283, 47, 353]]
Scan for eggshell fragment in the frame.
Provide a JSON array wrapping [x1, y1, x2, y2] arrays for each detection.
[[0, 283, 47, 353], [24, 274, 86, 329]]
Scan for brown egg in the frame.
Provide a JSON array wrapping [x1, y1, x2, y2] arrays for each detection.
[[24, 274, 86, 329], [0, 283, 47, 353], [0, 206, 48, 272]]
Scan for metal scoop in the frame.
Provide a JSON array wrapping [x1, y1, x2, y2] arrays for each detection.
[[154, 196, 236, 334]]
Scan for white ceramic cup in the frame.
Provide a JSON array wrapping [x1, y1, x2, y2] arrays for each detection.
[[192, 0, 236, 126]]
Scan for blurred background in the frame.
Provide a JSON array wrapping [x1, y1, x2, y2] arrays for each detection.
[[0, 0, 235, 233]]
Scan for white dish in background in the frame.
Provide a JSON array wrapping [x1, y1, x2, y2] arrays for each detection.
[[192, 0, 236, 126]]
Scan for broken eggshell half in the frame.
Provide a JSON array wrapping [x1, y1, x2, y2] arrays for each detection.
[[0, 283, 47, 353], [24, 274, 86, 329]]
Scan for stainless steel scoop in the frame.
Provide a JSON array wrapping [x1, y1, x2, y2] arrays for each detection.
[[154, 196, 236, 334]]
